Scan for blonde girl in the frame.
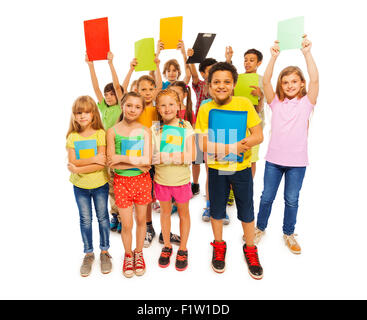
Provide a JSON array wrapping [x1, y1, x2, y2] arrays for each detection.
[[153, 89, 196, 271], [66, 96, 111, 277]]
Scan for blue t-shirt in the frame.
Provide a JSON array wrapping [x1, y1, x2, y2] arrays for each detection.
[[162, 81, 172, 90]]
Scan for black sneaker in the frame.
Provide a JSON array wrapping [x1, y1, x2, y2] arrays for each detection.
[[243, 244, 263, 280], [144, 225, 155, 248], [158, 247, 173, 268], [110, 213, 119, 232], [191, 183, 200, 196], [175, 250, 188, 271], [210, 241, 227, 273], [159, 232, 181, 245]]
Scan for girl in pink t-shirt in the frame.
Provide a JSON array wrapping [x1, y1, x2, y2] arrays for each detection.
[[254, 35, 319, 254]]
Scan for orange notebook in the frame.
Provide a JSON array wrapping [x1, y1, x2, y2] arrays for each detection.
[[84, 17, 110, 61], [159, 16, 183, 49]]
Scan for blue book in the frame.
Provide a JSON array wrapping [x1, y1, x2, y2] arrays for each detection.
[[120, 138, 144, 157], [208, 109, 248, 162], [74, 139, 97, 160]]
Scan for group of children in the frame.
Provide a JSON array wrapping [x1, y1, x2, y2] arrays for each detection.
[[66, 35, 319, 280]]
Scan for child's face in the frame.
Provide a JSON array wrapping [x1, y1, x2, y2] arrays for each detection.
[[75, 111, 93, 128], [138, 80, 155, 104], [123, 97, 144, 121], [244, 54, 261, 73], [209, 70, 234, 105], [105, 91, 117, 106], [281, 73, 305, 99], [165, 65, 179, 82], [200, 65, 213, 81], [157, 95, 180, 123], [170, 86, 185, 106]]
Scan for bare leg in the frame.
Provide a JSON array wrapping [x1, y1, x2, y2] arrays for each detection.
[[159, 201, 172, 248], [242, 221, 255, 246], [176, 202, 190, 251], [192, 164, 200, 184], [118, 206, 134, 255], [211, 218, 224, 242], [134, 204, 148, 252]]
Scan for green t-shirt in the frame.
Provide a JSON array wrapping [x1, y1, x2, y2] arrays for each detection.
[[114, 128, 145, 177], [98, 99, 122, 130]]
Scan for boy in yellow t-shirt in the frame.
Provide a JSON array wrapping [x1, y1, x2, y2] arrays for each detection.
[[195, 62, 264, 279]]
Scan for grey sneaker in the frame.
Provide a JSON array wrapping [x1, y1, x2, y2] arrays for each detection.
[[144, 226, 156, 248], [100, 252, 112, 274], [80, 253, 95, 277]]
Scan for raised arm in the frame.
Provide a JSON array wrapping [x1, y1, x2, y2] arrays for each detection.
[[122, 58, 137, 94], [301, 35, 319, 105], [225, 46, 233, 64], [85, 54, 104, 104], [263, 41, 280, 104], [178, 40, 191, 84], [187, 48, 200, 85], [107, 52, 123, 103]]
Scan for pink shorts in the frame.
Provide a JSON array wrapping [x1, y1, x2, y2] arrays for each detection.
[[154, 182, 192, 204]]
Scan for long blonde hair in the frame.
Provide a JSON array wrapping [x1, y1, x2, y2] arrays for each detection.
[[66, 96, 104, 138], [276, 66, 307, 101]]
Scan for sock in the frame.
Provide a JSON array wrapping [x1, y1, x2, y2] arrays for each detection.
[[206, 200, 210, 208]]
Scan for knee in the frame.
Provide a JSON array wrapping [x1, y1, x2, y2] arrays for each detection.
[[284, 193, 299, 208]]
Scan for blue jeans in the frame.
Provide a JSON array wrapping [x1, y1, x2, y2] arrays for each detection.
[[256, 161, 306, 235], [73, 183, 110, 253]]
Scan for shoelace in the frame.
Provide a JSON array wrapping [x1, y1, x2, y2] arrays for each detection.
[[134, 251, 145, 269], [210, 242, 226, 261], [176, 252, 187, 261], [83, 255, 94, 264], [161, 248, 172, 258], [101, 252, 112, 260], [124, 255, 134, 271], [285, 234, 298, 246], [244, 246, 260, 266], [170, 233, 180, 242]]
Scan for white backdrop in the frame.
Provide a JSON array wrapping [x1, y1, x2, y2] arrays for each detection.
[[0, 0, 366, 300]]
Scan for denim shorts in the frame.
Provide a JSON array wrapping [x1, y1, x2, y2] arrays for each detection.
[[208, 167, 254, 223]]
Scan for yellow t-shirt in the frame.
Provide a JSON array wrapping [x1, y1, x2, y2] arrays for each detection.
[[137, 106, 158, 128], [195, 96, 261, 172], [66, 129, 109, 189], [151, 121, 194, 186]]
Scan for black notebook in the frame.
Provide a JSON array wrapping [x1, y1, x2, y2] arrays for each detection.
[[186, 33, 216, 64]]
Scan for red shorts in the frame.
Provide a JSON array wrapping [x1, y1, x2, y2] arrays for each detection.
[[114, 172, 152, 208]]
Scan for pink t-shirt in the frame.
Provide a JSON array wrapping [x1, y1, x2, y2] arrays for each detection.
[[265, 95, 315, 167]]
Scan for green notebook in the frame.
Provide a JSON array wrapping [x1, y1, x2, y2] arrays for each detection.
[[234, 73, 259, 106], [277, 16, 304, 51]]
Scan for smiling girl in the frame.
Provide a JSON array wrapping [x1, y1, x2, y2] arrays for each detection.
[[254, 36, 319, 254], [107, 92, 152, 278], [152, 89, 196, 271], [66, 96, 111, 277]]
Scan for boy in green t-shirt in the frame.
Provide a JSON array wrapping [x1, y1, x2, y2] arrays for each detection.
[[195, 62, 264, 280], [86, 51, 124, 232]]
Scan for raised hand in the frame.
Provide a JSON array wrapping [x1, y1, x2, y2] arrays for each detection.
[[85, 53, 93, 65], [270, 41, 280, 58], [225, 46, 233, 63], [187, 48, 194, 57], [301, 34, 312, 55], [177, 40, 186, 56], [107, 51, 114, 62]]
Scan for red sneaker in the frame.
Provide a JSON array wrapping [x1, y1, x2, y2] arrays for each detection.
[[210, 241, 227, 273], [134, 250, 146, 276]]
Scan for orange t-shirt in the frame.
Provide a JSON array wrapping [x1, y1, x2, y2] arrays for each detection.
[[137, 106, 158, 128]]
